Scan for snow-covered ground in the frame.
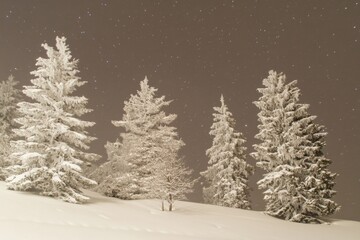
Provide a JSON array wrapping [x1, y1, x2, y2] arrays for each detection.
[[0, 182, 358, 240]]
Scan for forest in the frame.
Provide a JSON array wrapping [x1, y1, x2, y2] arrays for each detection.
[[0, 36, 339, 224]]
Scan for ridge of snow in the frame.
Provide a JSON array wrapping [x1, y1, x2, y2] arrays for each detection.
[[0, 182, 358, 240]]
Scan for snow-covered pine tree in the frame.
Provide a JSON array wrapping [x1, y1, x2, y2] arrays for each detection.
[[0, 75, 22, 179], [6, 36, 100, 203], [89, 141, 132, 199], [201, 95, 254, 209], [97, 77, 194, 201], [251, 70, 339, 223]]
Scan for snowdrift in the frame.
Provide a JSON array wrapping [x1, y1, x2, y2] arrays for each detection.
[[0, 181, 358, 240]]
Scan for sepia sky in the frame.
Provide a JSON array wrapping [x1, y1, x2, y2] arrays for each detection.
[[0, 0, 359, 221]]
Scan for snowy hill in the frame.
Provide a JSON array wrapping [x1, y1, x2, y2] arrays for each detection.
[[0, 182, 358, 240]]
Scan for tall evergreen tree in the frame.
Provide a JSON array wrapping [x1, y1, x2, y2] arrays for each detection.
[[251, 70, 339, 223], [201, 95, 254, 209], [6, 37, 100, 203], [0, 75, 22, 179], [96, 77, 194, 200]]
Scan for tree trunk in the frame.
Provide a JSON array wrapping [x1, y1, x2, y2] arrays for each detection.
[[168, 193, 173, 211]]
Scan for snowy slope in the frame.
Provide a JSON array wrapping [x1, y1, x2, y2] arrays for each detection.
[[0, 181, 358, 240]]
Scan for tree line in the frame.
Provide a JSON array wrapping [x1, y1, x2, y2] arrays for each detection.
[[0, 37, 339, 223]]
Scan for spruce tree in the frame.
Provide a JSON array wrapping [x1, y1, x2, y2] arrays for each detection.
[[252, 70, 339, 223], [0, 75, 22, 179], [96, 77, 194, 200], [90, 141, 132, 199], [201, 95, 254, 209], [6, 37, 100, 203]]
